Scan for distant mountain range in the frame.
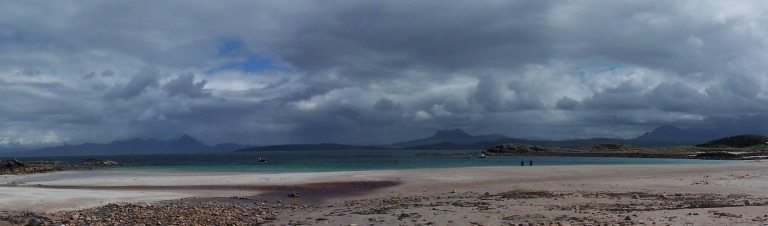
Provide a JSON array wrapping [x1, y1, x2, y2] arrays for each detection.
[[235, 143, 391, 152], [631, 125, 717, 146], [9, 135, 247, 157], [5, 125, 766, 157], [391, 129, 507, 148], [238, 125, 758, 152]]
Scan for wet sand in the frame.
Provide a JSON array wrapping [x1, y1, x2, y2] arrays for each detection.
[[2, 161, 768, 225]]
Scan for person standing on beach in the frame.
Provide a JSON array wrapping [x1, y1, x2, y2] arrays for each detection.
[[529, 160, 533, 166], [520, 160, 524, 166]]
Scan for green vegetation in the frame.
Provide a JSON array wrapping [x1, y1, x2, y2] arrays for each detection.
[[695, 134, 768, 148]]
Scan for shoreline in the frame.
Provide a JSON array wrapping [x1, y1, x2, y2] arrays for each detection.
[[3, 154, 731, 176], [2, 161, 768, 225]]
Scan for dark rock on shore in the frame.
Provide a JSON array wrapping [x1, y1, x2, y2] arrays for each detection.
[[695, 152, 738, 159], [81, 158, 120, 166], [1, 159, 67, 175], [1, 158, 125, 175]]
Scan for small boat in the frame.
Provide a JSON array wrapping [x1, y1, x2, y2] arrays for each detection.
[[477, 154, 486, 158], [258, 158, 267, 163]]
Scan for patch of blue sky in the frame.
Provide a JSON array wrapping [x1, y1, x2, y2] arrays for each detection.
[[207, 38, 277, 74], [217, 38, 243, 56], [575, 64, 625, 79], [238, 56, 274, 72], [205, 56, 275, 74]]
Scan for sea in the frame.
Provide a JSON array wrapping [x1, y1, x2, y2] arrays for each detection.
[[9, 149, 724, 173]]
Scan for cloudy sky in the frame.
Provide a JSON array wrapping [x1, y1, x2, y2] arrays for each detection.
[[2, 0, 768, 147]]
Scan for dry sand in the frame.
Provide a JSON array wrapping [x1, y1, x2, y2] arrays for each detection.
[[1, 160, 768, 225]]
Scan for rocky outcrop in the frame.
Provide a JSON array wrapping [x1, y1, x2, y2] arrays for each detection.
[[486, 143, 551, 155], [1, 158, 124, 175], [81, 158, 120, 166], [591, 143, 627, 150], [1, 160, 66, 175]]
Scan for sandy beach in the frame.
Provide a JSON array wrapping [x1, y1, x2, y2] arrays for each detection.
[[2, 161, 768, 225]]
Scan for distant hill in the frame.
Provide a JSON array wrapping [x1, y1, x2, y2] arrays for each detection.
[[0, 147, 26, 155], [212, 143, 249, 152], [392, 129, 507, 148], [631, 125, 718, 146], [695, 134, 768, 148], [536, 138, 632, 148], [235, 143, 392, 152], [631, 124, 768, 146], [10, 135, 244, 157], [404, 141, 495, 150], [401, 137, 630, 150]]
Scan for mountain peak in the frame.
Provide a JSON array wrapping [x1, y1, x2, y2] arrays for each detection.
[[175, 134, 206, 145], [652, 125, 684, 133], [392, 129, 505, 148], [433, 129, 472, 139], [176, 134, 196, 141], [633, 125, 711, 145]]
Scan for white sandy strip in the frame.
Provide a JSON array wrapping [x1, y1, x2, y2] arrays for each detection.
[[2, 170, 358, 187], [1, 161, 767, 213], [0, 170, 383, 212], [0, 186, 187, 213]]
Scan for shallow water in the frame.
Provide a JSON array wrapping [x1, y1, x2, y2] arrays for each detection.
[[11, 149, 725, 173]]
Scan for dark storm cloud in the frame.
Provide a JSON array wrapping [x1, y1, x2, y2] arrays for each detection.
[[280, 1, 556, 76], [104, 67, 159, 100], [2, 0, 768, 146], [163, 73, 211, 98], [373, 98, 403, 112], [555, 97, 580, 111], [472, 76, 545, 112], [646, 82, 707, 112]]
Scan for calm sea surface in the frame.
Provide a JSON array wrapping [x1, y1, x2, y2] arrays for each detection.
[[10, 149, 725, 173]]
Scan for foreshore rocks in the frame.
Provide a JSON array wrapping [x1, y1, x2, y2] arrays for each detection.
[[0, 158, 123, 175], [1, 201, 310, 226], [81, 158, 120, 166], [0, 159, 66, 175]]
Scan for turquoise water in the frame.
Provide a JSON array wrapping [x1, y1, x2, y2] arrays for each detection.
[[13, 150, 725, 173]]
